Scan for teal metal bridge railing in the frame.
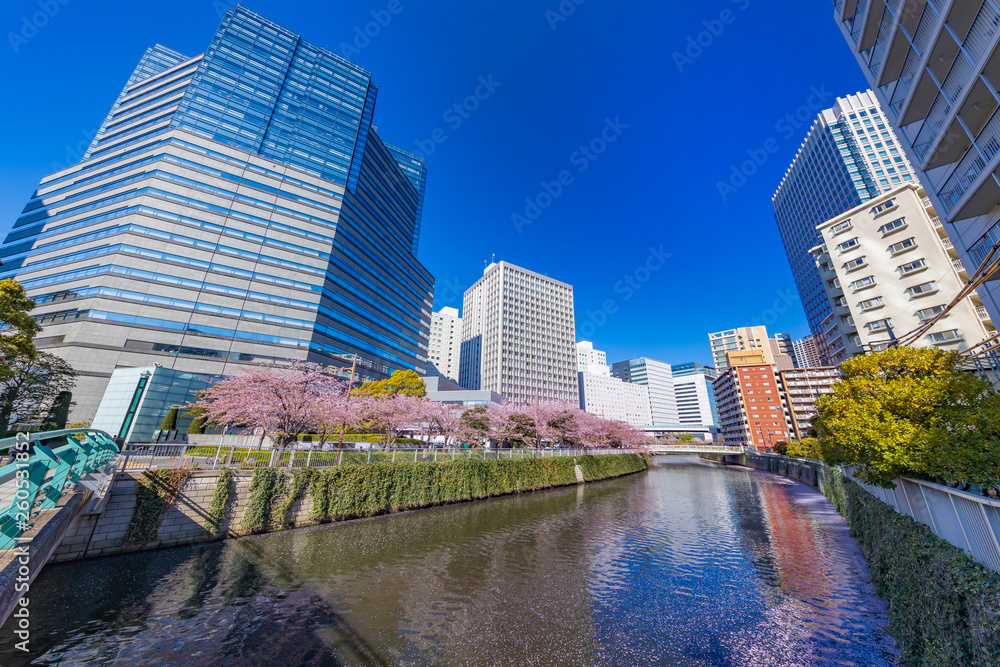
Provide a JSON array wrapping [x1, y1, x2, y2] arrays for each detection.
[[0, 429, 119, 550]]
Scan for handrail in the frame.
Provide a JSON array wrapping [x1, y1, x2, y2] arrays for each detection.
[[0, 429, 119, 549]]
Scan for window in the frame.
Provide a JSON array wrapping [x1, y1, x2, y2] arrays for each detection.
[[907, 281, 938, 297], [842, 256, 868, 271], [850, 275, 877, 290], [859, 297, 884, 311], [916, 304, 947, 321], [870, 198, 897, 214], [899, 258, 927, 275], [928, 329, 962, 344], [837, 237, 860, 252], [888, 237, 917, 254], [866, 318, 892, 332], [878, 218, 906, 235], [831, 220, 853, 235]]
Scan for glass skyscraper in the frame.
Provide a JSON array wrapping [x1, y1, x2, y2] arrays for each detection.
[[0, 6, 433, 421], [772, 91, 918, 338]]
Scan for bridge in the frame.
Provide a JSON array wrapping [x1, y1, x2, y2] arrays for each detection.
[[647, 444, 745, 455]]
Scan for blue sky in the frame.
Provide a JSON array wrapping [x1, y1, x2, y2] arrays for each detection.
[[0, 0, 869, 367]]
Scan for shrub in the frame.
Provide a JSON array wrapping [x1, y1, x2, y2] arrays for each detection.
[[159, 406, 179, 431]]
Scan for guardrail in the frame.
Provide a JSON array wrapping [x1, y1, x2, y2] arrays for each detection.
[[842, 467, 1000, 573], [0, 429, 120, 550], [115, 444, 642, 471]]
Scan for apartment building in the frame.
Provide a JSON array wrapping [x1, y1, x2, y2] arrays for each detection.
[[712, 351, 792, 450], [427, 307, 462, 383], [812, 184, 993, 361], [708, 326, 797, 373], [779, 366, 841, 441]]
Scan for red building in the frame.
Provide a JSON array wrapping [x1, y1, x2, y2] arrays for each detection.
[[712, 351, 791, 451]]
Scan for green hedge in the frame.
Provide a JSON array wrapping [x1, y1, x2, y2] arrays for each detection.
[[308, 453, 648, 521], [816, 468, 1000, 665]]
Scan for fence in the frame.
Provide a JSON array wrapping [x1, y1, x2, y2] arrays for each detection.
[[842, 466, 1000, 573], [115, 444, 641, 472], [0, 429, 120, 549]]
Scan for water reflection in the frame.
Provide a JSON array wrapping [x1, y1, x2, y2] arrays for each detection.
[[3, 457, 896, 665]]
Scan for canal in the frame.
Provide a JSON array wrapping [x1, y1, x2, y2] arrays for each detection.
[[3, 457, 897, 665]]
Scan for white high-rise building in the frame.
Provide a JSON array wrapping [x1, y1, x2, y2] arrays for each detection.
[[610, 357, 679, 426], [576, 341, 651, 426], [576, 340, 608, 375], [831, 2, 1000, 328], [670, 363, 719, 428], [427, 307, 462, 383], [812, 184, 993, 363], [459, 261, 578, 404], [792, 335, 822, 369]]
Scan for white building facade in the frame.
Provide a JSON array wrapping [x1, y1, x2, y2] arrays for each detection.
[[576, 342, 652, 426], [459, 262, 578, 404], [670, 363, 719, 429], [610, 357, 679, 426], [813, 184, 993, 361], [832, 1, 1000, 327], [427, 307, 462, 383]]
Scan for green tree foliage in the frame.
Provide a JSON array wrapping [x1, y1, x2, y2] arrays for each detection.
[[0, 351, 76, 436], [353, 369, 426, 398], [813, 346, 1000, 487], [184, 406, 208, 435], [159, 406, 179, 431], [0, 279, 41, 384]]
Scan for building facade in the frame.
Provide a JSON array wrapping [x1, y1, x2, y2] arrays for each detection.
[[713, 351, 792, 450], [458, 261, 577, 404], [427, 307, 462, 383], [0, 7, 434, 422], [831, 0, 1000, 326], [773, 91, 919, 340], [671, 362, 719, 429], [812, 184, 992, 361], [778, 366, 840, 441], [610, 357, 679, 426], [576, 340, 608, 374], [708, 326, 796, 373], [792, 335, 822, 369], [577, 342, 652, 426]]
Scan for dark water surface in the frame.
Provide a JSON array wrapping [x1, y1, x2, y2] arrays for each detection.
[[2, 458, 897, 666]]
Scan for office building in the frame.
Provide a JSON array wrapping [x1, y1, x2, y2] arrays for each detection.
[[459, 261, 577, 404], [0, 7, 434, 422], [427, 307, 462, 383], [708, 326, 796, 373], [812, 184, 992, 362], [778, 366, 840, 441], [831, 0, 1000, 326], [424, 376, 502, 407], [576, 342, 652, 426], [671, 362, 719, 428], [792, 335, 822, 369], [773, 91, 919, 339], [713, 351, 792, 450], [611, 357, 679, 426]]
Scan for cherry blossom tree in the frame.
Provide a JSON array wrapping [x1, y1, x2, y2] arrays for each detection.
[[191, 363, 341, 449], [354, 393, 424, 448], [421, 401, 464, 447]]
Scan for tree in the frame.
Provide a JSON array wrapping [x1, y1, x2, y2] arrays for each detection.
[[0, 350, 76, 436], [354, 394, 423, 448], [41, 391, 72, 432], [353, 369, 426, 398], [192, 363, 341, 448], [159, 406, 179, 431], [184, 407, 208, 435], [677, 432, 695, 445], [457, 405, 490, 447], [0, 279, 41, 385], [421, 401, 464, 447], [813, 346, 1000, 488]]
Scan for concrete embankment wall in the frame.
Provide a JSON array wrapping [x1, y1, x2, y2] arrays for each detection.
[[48, 453, 649, 563]]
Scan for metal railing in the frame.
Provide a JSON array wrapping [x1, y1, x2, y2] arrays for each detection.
[[0, 429, 120, 550], [843, 466, 1000, 573], [114, 444, 642, 471]]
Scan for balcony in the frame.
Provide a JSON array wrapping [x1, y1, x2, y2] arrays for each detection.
[[942, 237, 954, 250], [978, 306, 993, 321], [953, 259, 966, 273], [931, 216, 942, 228]]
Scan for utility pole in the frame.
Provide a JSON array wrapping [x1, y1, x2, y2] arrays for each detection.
[[338, 353, 358, 448]]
